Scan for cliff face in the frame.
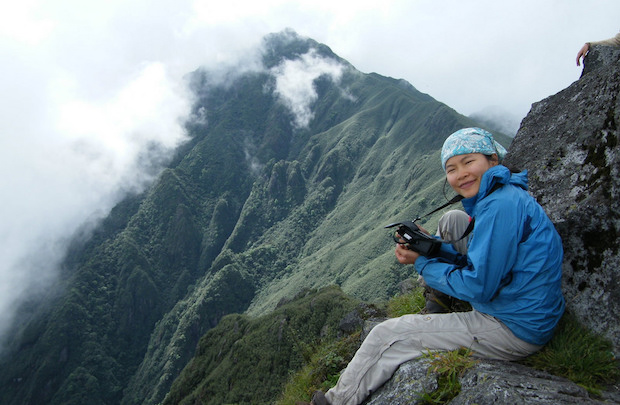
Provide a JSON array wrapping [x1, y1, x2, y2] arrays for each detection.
[[504, 44, 620, 353]]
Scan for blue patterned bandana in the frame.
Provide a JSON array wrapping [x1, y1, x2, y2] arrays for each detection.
[[441, 127, 508, 170]]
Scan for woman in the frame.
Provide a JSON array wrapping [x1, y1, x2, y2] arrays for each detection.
[[311, 127, 565, 405]]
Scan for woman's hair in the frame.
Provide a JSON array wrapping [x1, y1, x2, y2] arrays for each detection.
[[486, 154, 520, 173]]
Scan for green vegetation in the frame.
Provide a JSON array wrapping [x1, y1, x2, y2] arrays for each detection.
[[387, 285, 426, 317], [0, 30, 516, 405], [275, 287, 428, 404], [522, 312, 620, 396], [162, 286, 363, 405], [275, 332, 362, 405], [418, 348, 478, 404]]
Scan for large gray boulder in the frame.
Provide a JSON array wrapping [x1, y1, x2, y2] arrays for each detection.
[[504, 44, 620, 352], [365, 358, 609, 405]]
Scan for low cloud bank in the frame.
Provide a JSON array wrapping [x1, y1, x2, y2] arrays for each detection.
[[0, 61, 191, 349], [270, 48, 346, 128]]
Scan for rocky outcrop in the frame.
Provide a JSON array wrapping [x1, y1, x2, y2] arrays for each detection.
[[364, 45, 620, 405], [504, 43, 620, 353], [366, 358, 611, 404], [581, 45, 620, 77]]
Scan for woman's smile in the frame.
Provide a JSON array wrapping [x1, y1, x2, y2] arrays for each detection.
[[445, 153, 498, 198]]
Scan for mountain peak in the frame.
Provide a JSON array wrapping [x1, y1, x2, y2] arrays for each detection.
[[261, 28, 344, 68]]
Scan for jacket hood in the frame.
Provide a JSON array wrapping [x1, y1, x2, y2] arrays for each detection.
[[461, 165, 528, 213]]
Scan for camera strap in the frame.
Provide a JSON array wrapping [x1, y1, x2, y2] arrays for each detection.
[[414, 183, 504, 241], [413, 195, 464, 223], [413, 195, 472, 242]]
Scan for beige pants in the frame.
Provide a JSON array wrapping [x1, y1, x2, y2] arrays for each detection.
[[436, 209, 470, 254], [325, 311, 541, 405], [325, 210, 541, 405]]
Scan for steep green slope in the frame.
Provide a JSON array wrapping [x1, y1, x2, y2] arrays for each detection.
[[123, 46, 510, 403], [0, 30, 511, 405], [162, 286, 364, 405]]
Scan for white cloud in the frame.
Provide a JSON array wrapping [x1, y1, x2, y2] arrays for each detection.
[[270, 49, 345, 128], [54, 62, 189, 176], [0, 6, 192, 345], [0, 0, 56, 45]]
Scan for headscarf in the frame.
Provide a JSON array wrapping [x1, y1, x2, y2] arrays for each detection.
[[440, 127, 508, 170]]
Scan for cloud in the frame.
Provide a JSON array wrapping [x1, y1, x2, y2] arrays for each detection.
[[54, 62, 190, 184], [0, 8, 192, 346], [270, 49, 346, 128]]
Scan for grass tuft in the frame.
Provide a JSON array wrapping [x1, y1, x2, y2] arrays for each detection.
[[417, 348, 478, 404], [387, 287, 426, 317], [276, 332, 361, 405], [521, 312, 619, 395]]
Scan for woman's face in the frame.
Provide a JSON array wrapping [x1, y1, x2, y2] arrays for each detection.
[[445, 153, 498, 198]]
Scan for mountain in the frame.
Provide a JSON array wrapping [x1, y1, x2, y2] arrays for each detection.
[[0, 29, 511, 405], [157, 35, 620, 405]]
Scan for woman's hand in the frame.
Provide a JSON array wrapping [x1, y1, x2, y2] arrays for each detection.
[[395, 243, 421, 264], [576, 42, 590, 66]]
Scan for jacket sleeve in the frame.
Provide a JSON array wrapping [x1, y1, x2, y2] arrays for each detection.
[[415, 193, 521, 303], [433, 242, 468, 266], [590, 32, 620, 47]]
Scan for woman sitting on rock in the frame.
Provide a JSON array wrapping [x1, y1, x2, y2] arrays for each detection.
[[310, 127, 565, 405]]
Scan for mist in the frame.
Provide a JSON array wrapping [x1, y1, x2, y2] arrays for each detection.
[[1, 0, 619, 346], [270, 49, 347, 128]]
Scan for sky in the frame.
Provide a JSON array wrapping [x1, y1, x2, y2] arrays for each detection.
[[0, 0, 618, 346]]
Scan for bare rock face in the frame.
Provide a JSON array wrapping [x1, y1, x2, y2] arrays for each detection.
[[365, 358, 609, 405], [581, 45, 620, 77], [363, 359, 437, 405], [504, 44, 620, 353], [452, 360, 609, 405]]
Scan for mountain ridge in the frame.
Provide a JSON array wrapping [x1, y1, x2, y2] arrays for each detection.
[[161, 40, 620, 405], [0, 30, 511, 405]]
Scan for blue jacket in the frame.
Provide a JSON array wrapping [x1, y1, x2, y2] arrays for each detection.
[[415, 165, 565, 345]]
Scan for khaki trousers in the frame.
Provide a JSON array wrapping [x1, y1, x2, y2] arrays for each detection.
[[436, 209, 470, 254], [325, 310, 541, 405]]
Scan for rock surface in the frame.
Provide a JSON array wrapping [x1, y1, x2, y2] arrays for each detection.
[[504, 43, 620, 353], [365, 358, 611, 404]]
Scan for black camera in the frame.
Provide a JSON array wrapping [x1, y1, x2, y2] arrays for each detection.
[[385, 221, 441, 256]]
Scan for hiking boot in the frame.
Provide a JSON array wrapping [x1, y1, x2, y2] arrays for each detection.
[[422, 287, 471, 314], [311, 390, 329, 405], [423, 287, 452, 313]]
